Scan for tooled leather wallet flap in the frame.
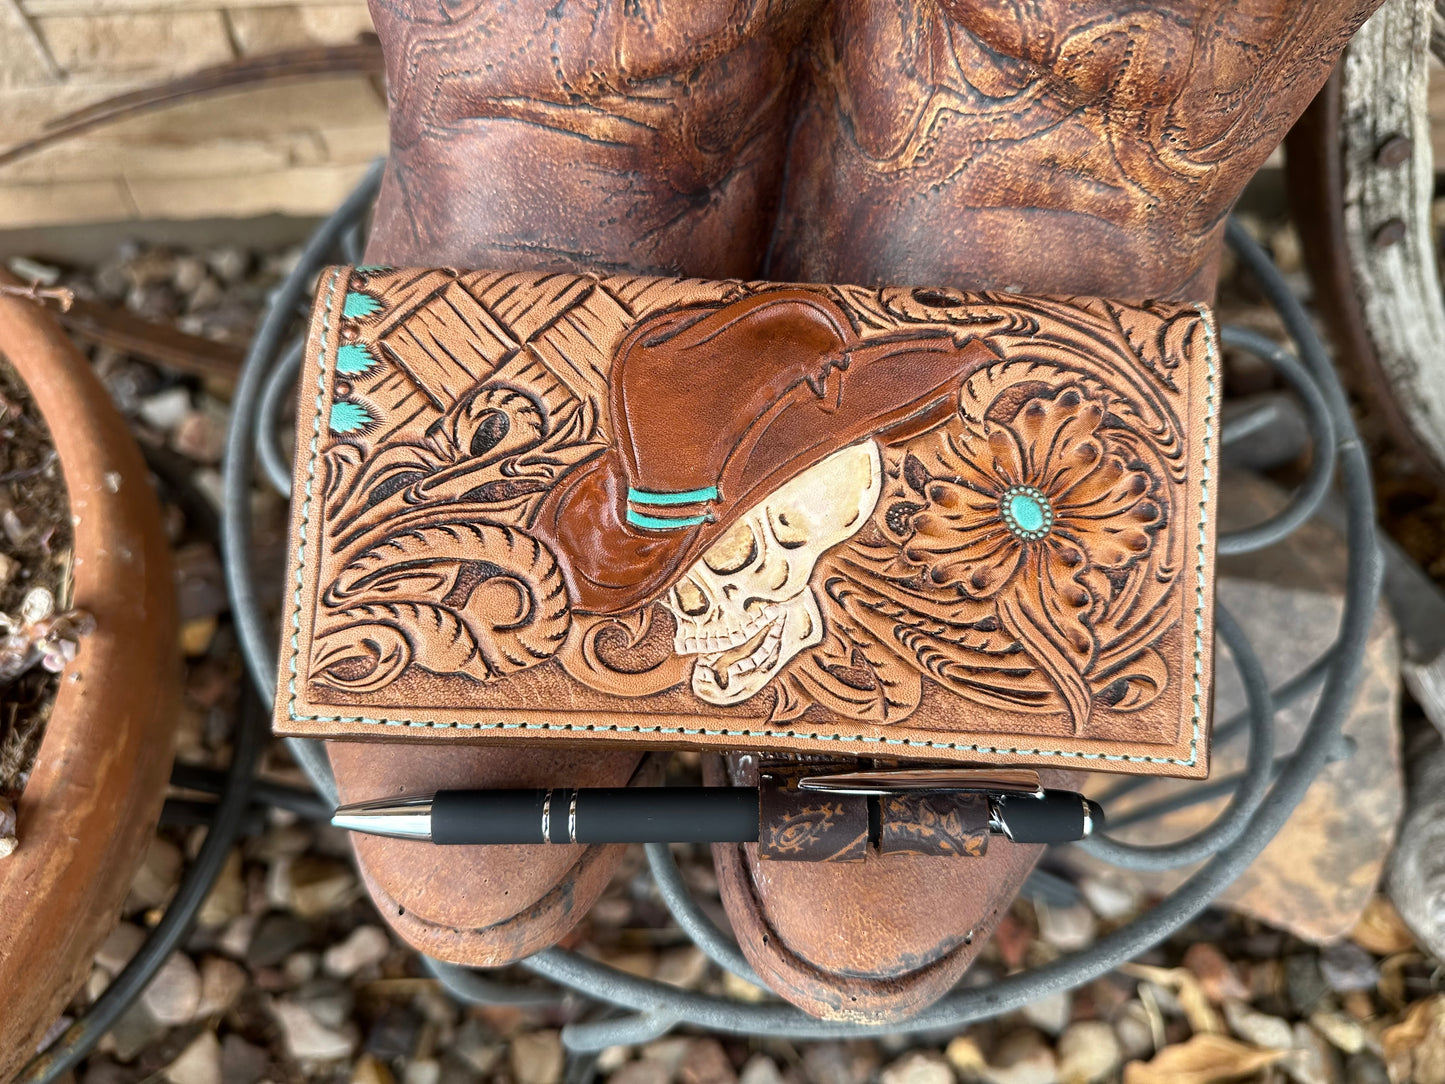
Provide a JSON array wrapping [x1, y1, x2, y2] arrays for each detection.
[[275, 268, 1218, 779]]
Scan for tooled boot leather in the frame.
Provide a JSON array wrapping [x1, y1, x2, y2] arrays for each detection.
[[334, 0, 814, 966]]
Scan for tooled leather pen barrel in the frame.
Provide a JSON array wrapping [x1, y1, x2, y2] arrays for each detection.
[[332, 786, 1103, 846]]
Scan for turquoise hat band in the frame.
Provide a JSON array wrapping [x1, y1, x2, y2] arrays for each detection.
[[627, 486, 718, 506], [627, 509, 711, 530], [625, 486, 718, 531]]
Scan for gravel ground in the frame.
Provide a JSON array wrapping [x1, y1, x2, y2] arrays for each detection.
[[4, 218, 1444, 1084]]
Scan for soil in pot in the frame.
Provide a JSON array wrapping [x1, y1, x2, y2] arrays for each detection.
[[0, 354, 76, 836]]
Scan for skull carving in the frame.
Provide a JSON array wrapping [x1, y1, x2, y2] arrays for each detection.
[[663, 441, 883, 705]]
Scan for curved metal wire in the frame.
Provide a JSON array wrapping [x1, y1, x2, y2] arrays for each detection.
[[1215, 325, 1338, 556], [216, 176, 1381, 1050]]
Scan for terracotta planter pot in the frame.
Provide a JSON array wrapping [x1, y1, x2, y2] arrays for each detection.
[[0, 278, 179, 1080]]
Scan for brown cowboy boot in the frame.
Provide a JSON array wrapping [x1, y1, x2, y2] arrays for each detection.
[[702, 0, 1383, 1022], [337, 0, 820, 967]]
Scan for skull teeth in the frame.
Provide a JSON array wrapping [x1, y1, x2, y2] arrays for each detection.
[[672, 604, 781, 656], [696, 613, 786, 691]]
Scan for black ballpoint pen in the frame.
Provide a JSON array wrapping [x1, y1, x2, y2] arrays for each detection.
[[332, 785, 1104, 847]]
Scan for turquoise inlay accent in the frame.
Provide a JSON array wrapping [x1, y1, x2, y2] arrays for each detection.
[[999, 484, 1054, 541], [329, 399, 374, 435], [343, 291, 382, 319], [627, 508, 710, 530], [354, 264, 392, 273], [627, 485, 718, 506], [336, 342, 377, 375], [1008, 492, 1046, 534]]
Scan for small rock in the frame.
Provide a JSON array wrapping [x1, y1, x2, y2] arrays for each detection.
[[987, 1029, 1060, 1084], [404, 1059, 441, 1084], [197, 955, 247, 1017], [271, 998, 358, 1061], [164, 1029, 221, 1084], [285, 855, 357, 919], [127, 836, 183, 911], [95, 921, 147, 974], [1344, 1051, 1391, 1084], [141, 952, 201, 1026], [1225, 999, 1295, 1050], [196, 850, 245, 928], [179, 616, 217, 657], [803, 1043, 872, 1084], [1021, 990, 1072, 1036], [366, 1006, 422, 1061], [0, 552, 19, 587], [172, 406, 226, 464], [323, 925, 391, 978], [103, 1001, 168, 1063], [1057, 1020, 1121, 1084], [248, 912, 311, 968], [1036, 901, 1097, 951], [1319, 941, 1379, 994], [299, 980, 355, 1029], [611, 1062, 669, 1084], [1284, 1020, 1340, 1084], [739, 1055, 786, 1084], [1285, 954, 1331, 1015], [0, 796, 14, 858], [284, 950, 319, 985], [216, 913, 258, 959], [642, 1038, 694, 1076], [171, 255, 208, 295], [1112, 1002, 1157, 1062], [879, 1051, 951, 1084], [681, 1039, 737, 1084], [946, 1037, 987, 1077], [1310, 1012, 1367, 1056], [511, 1030, 564, 1084], [721, 970, 770, 1002], [352, 1054, 396, 1084], [656, 945, 710, 989], [1183, 943, 1249, 1003], [220, 1035, 268, 1084], [1078, 874, 1141, 921], [138, 387, 192, 432], [206, 246, 248, 284], [453, 1019, 504, 1075], [87, 965, 112, 1003]]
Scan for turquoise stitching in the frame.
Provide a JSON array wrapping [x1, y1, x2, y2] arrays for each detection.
[[288, 267, 343, 731], [627, 509, 710, 530], [287, 297, 1216, 767], [628, 486, 718, 506]]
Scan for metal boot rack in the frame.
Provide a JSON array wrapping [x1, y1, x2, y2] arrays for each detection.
[[18, 162, 1384, 1081]]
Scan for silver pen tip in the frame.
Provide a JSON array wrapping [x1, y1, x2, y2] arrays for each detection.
[[331, 795, 434, 841]]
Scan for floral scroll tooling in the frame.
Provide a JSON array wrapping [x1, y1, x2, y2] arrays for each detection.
[[777, 357, 1178, 733]]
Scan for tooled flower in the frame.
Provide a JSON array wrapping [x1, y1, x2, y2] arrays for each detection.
[[896, 383, 1162, 731]]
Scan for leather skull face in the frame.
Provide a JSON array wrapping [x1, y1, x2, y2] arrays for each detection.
[[663, 441, 883, 705]]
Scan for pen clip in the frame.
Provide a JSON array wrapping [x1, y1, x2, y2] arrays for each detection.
[[796, 767, 1044, 797]]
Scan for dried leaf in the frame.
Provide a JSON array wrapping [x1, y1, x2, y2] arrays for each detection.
[[1351, 896, 1417, 955], [1124, 963, 1223, 1035], [1381, 996, 1445, 1084], [1122, 1034, 1285, 1084]]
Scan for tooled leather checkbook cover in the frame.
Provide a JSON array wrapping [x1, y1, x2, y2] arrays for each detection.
[[275, 268, 1218, 778]]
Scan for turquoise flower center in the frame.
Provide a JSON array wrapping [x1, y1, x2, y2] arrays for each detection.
[[1000, 485, 1054, 541]]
